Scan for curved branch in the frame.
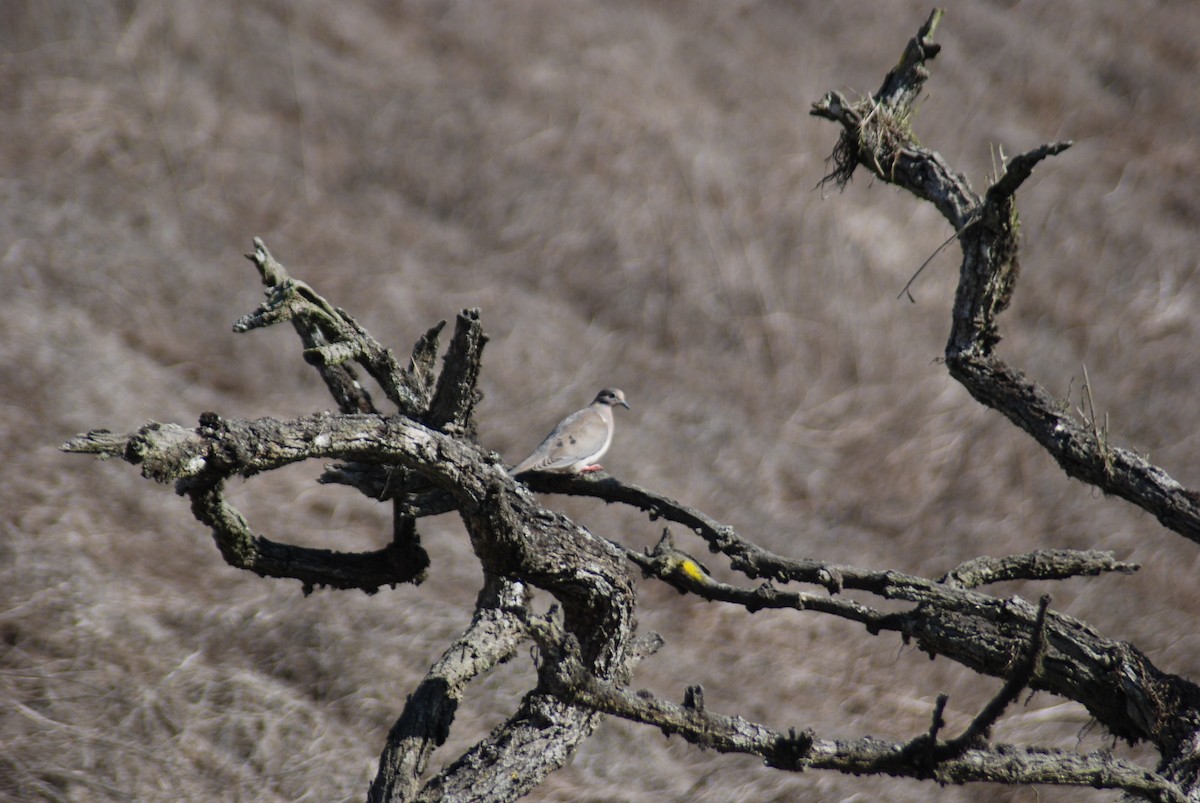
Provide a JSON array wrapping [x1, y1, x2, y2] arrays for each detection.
[[810, 11, 1200, 547], [948, 354, 1200, 543], [370, 576, 532, 802], [942, 549, 1139, 589], [71, 402, 1192, 768], [532, 621, 1185, 803], [527, 473, 1136, 594], [62, 413, 467, 591]]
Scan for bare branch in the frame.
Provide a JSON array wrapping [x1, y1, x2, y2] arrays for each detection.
[[67, 397, 1200, 792], [811, 12, 1200, 550], [238, 238, 438, 417], [949, 355, 1200, 543], [425, 308, 487, 436], [410, 615, 666, 802], [58, 12, 1200, 794], [874, 8, 944, 109], [370, 576, 531, 802], [942, 550, 1138, 589], [188, 481, 427, 593], [239, 238, 378, 414], [940, 595, 1051, 756], [987, 141, 1074, 202], [524, 474, 1199, 755], [66, 402, 639, 799], [531, 626, 1186, 802], [620, 530, 888, 626], [810, 10, 976, 229], [531, 474, 1135, 596]]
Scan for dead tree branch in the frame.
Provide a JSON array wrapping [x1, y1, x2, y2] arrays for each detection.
[[530, 613, 1185, 802], [63, 221, 1200, 798], [369, 575, 531, 803], [810, 9, 1200, 544], [531, 471, 1200, 772]]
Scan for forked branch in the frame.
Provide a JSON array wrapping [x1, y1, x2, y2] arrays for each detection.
[[811, 8, 1200, 546], [530, 608, 1184, 802]]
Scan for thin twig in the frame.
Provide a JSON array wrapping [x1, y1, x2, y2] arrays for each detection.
[[897, 213, 980, 301]]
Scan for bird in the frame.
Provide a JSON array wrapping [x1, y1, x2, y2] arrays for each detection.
[[510, 388, 630, 476]]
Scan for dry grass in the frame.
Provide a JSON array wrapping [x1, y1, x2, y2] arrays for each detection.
[[3, 0, 1198, 800]]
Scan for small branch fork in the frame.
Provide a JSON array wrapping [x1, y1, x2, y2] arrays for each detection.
[[369, 575, 531, 803], [926, 595, 1051, 760]]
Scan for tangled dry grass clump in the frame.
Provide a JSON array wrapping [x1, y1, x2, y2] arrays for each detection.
[[4, 1, 1200, 800]]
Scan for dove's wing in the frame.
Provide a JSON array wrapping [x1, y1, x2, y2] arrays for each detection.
[[512, 405, 611, 474]]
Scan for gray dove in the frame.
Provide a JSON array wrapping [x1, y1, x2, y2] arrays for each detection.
[[511, 388, 630, 475]]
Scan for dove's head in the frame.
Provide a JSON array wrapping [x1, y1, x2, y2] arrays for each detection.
[[594, 388, 630, 410]]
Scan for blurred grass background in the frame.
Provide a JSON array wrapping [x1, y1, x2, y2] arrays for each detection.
[[2, 1, 1198, 800]]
